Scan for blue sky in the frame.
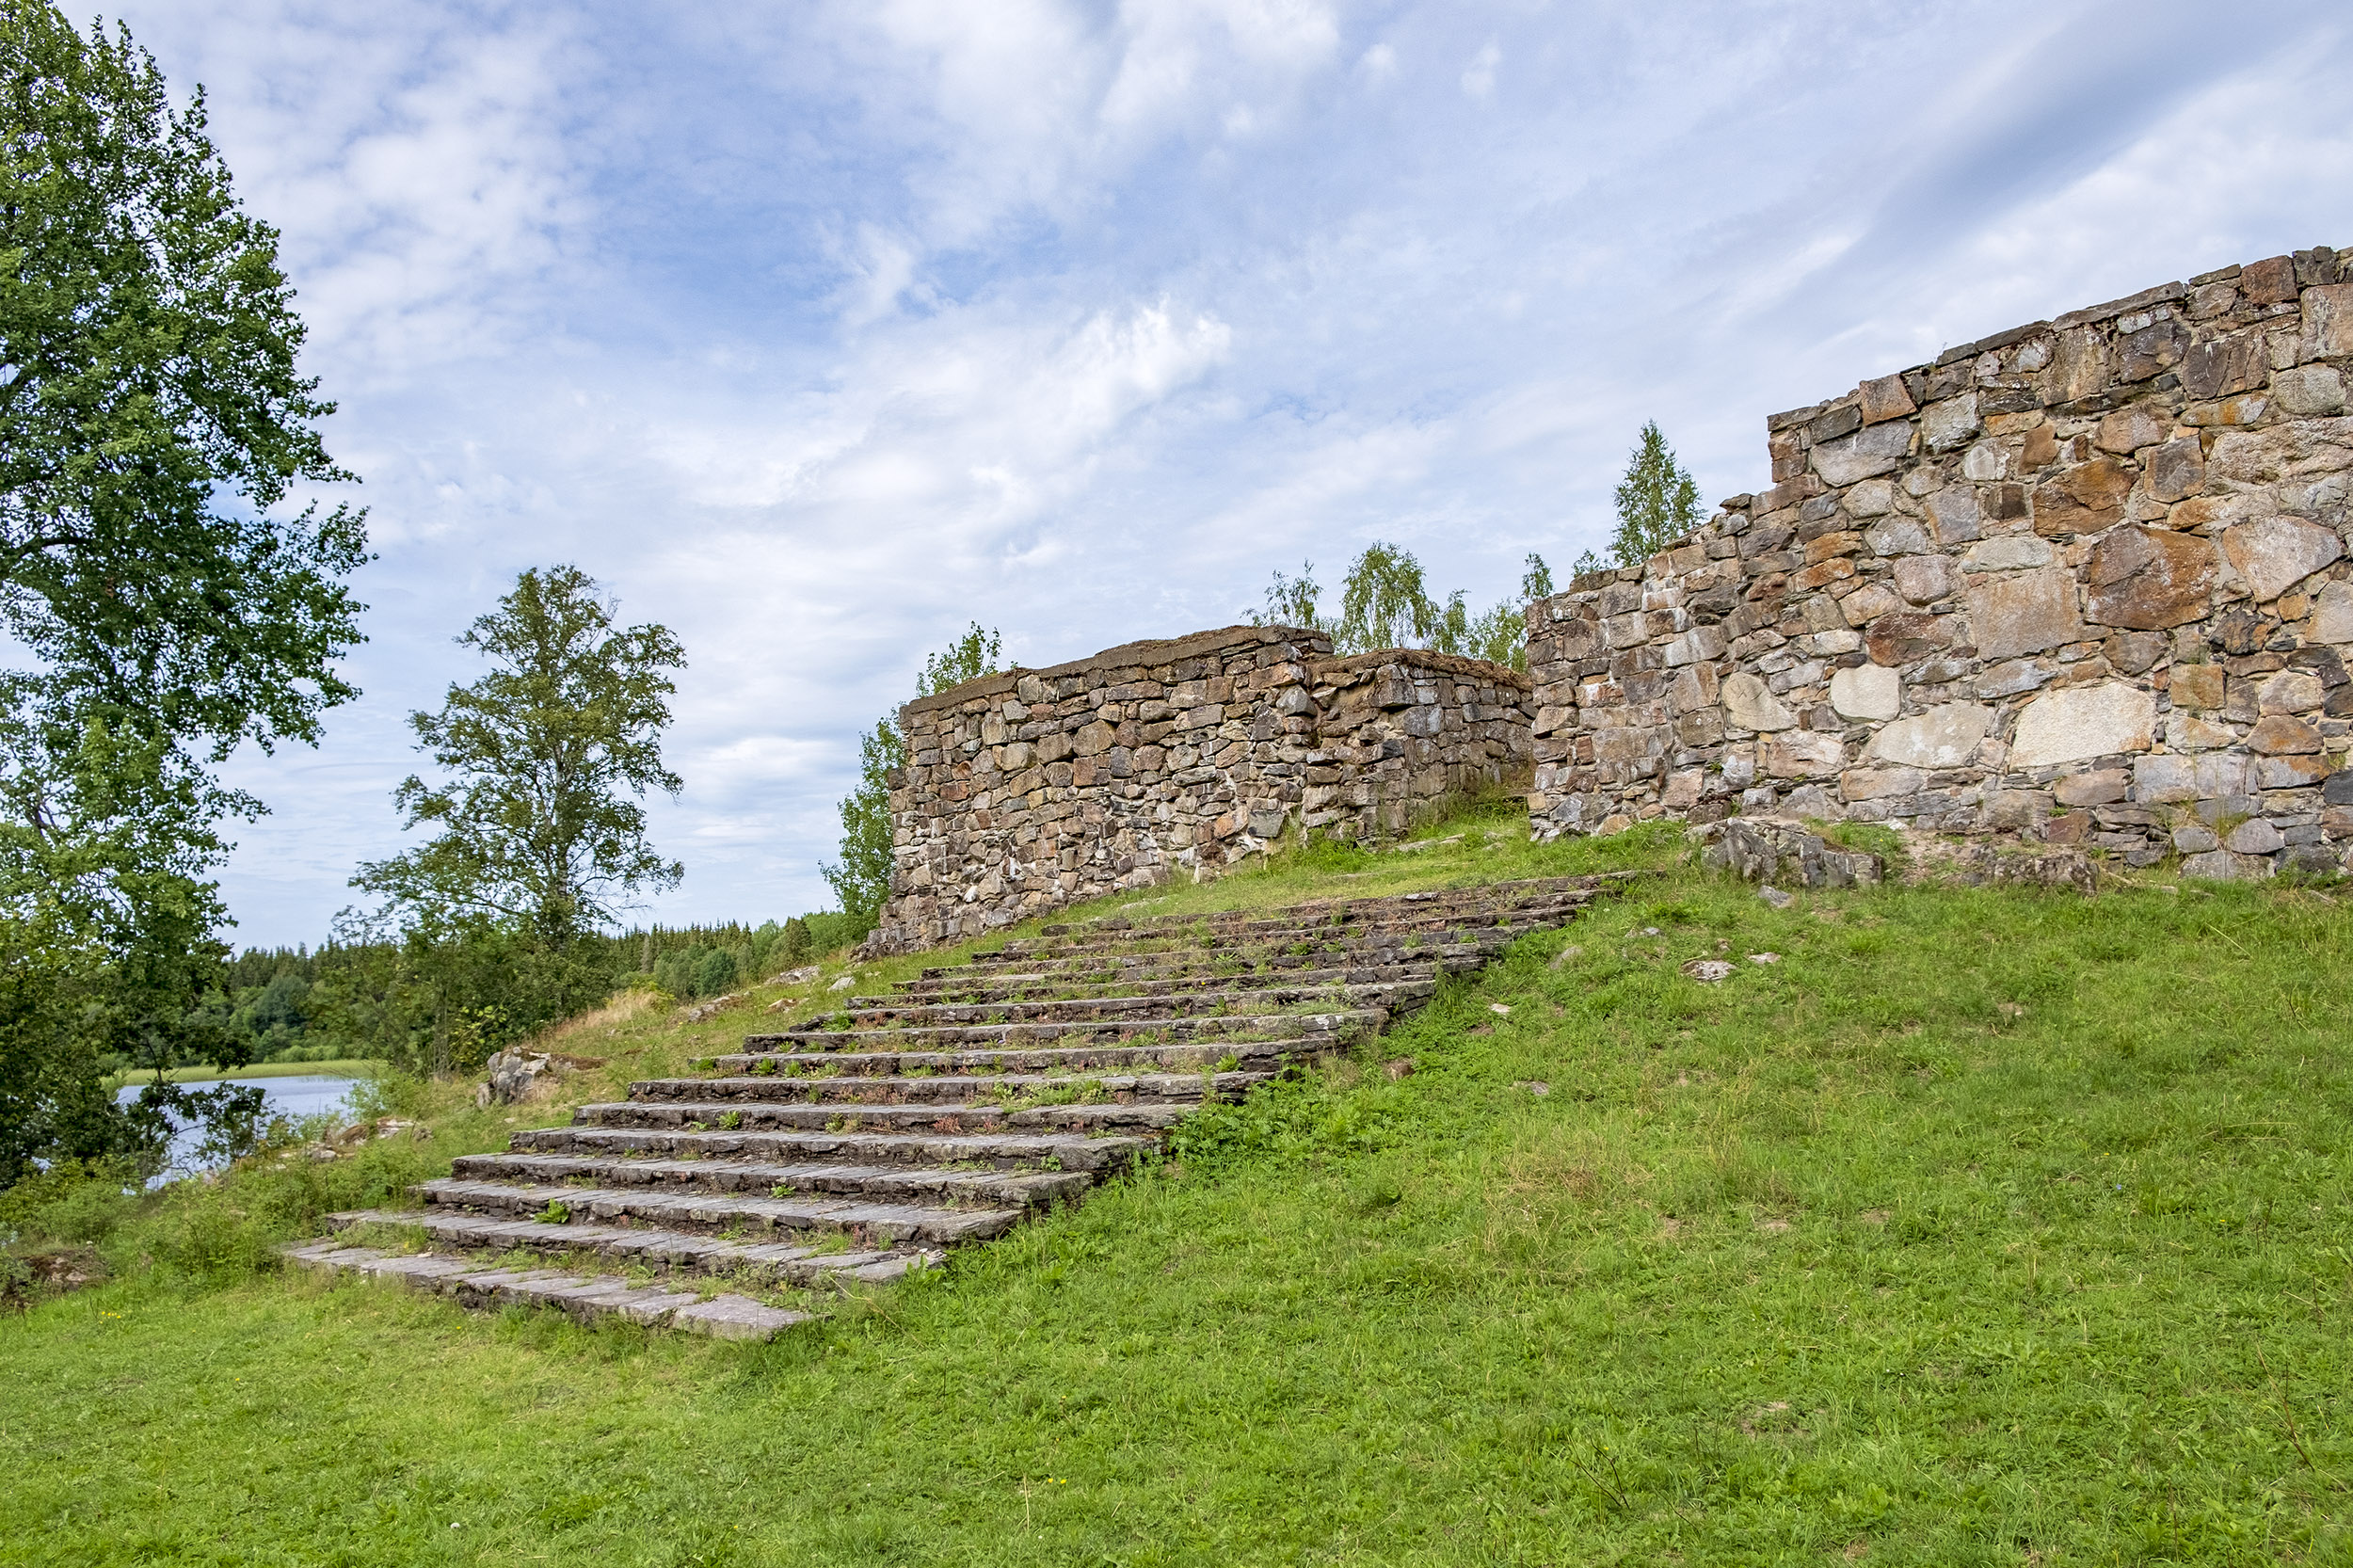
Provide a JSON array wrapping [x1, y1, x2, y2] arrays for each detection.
[[112, 0, 2352, 947]]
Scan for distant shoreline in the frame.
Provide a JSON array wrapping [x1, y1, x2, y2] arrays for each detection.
[[107, 1059, 385, 1089]]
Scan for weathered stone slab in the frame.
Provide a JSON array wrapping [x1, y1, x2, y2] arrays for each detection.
[[1762, 732, 1845, 778], [1829, 664, 1900, 720], [2084, 526, 2218, 630], [2221, 517, 2341, 602], [2008, 682, 2156, 769], [1968, 568, 2082, 660], [1721, 672, 1797, 732], [1866, 703, 1994, 769]]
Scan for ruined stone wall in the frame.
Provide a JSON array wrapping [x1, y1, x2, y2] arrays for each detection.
[[872, 628, 1532, 952], [1529, 245, 2353, 877], [1305, 650, 1533, 841]]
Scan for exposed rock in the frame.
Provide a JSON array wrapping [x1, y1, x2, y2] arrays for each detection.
[[2008, 682, 2157, 769], [2220, 516, 2341, 602], [1867, 702, 1995, 769], [2085, 526, 2218, 629], [1696, 818, 1883, 889], [1829, 664, 1900, 720], [1968, 568, 2082, 660], [477, 1048, 565, 1108]]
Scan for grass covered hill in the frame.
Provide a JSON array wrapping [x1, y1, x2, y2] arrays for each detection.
[[5, 812, 2351, 1564]]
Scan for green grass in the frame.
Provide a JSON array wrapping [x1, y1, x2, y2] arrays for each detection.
[[6, 819, 2353, 1563]]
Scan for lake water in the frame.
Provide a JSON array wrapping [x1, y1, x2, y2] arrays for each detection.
[[114, 1074, 366, 1176]]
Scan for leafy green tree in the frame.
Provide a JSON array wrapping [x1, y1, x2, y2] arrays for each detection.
[[1244, 561, 1330, 633], [0, 7, 367, 1180], [1605, 421, 1703, 568], [1464, 553, 1556, 668], [1334, 542, 1467, 655], [824, 624, 1000, 936], [355, 566, 684, 942], [0, 716, 246, 1182], [0, 6, 367, 769], [1244, 546, 1550, 667]]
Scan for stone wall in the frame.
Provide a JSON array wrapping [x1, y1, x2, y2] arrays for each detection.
[[1529, 245, 2353, 877], [1305, 650, 1533, 841], [872, 628, 1532, 952]]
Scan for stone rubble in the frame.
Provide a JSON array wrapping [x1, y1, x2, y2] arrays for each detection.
[[291, 876, 1629, 1337]]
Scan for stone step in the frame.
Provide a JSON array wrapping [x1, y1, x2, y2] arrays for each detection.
[[449, 1149, 1095, 1209], [323, 1208, 939, 1286], [418, 1176, 1023, 1244], [281, 1240, 810, 1340], [707, 1037, 1290, 1079], [1027, 877, 1603, 939], [786, 978, 1423, 1032], [575, 1096, 1198, 1135], [626, 1068, 1274, 1107], [509, 1123, 1151, 1174], [882, 954, 1475, 1003], [964, 901, 1593, 962], [742, 1007, 1385, 1055]]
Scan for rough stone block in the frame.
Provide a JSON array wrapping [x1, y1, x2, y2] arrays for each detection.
[[2009, 682, 2156, 770], [1968, 568, 2083, 661], [2084, 526, 2218, 630], [2248, 714, 2323, 754], [1892, 555, 1960, 606], [2221, 516, 2342, 602], [2169, 663, 2226, 710], [1866, 702, 1994, 769], [1762, 732, 1846, 778], [1921, 393, 1980, 452], [2274, 364, 2347, 416], [2300, 282, 2353, 361], [2055, 768, 2130, 807], [2032, 457, 2133, 536], [1859, 374, 1917, 425], [1721, 672, 1798, 732], [1829, 664, 1900, 720]]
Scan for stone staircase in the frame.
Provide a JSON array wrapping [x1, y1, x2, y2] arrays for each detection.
[[288, 873, 1627, 1338]]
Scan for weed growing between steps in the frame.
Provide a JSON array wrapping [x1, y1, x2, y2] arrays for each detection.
[[7, 817, 2353, 1562]]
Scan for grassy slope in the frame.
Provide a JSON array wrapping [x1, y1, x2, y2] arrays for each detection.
[[5, 818, 2352, 1565]]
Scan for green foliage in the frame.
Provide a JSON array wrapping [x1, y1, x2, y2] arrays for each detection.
[[0, 6, 367, 1189], [0, 5, 367, 766], [1242, 560, 1329, 633], [1253, 545, 1553, 670], [1606, 420, 1703, 568], [354, 566, 684, 942], [824, 624, 1001, 937]]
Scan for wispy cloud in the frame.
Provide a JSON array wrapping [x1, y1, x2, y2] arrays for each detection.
[[103, 0, 2353, 944]]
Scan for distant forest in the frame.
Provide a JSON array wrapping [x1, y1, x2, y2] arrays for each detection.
[[177, 913, 864, 1075]]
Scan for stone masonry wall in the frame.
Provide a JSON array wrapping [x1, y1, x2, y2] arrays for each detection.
[[1305, 650, 1533, 841], [872, 628, 1532, 952], [1528, 244, 2353, 878]]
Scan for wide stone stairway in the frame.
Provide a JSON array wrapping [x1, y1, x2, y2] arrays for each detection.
[[288, 873, 1625, 1338]]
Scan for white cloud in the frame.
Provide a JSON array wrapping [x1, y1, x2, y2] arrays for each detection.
[[1460, 40, 1499, 98], [98, 0, 2353, 946]]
